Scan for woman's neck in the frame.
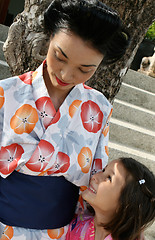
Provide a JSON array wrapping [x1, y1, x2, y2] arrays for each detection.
[[43, 66, 70, 111]]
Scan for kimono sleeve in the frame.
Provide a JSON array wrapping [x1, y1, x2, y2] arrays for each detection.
[[91, 108, 113, 175]]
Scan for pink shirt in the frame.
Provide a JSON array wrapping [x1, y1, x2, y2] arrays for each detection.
[[66, 214, 113, 240]]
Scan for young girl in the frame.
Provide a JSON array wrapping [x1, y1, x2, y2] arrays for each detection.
[[0, 0, 130, 239], [66, 157, 155, 240]]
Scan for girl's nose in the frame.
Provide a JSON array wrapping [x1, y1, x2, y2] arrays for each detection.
[[92, 172, 103, 184]]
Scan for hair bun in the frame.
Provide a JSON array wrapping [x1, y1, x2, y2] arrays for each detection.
[[44, 0, 130, 64]]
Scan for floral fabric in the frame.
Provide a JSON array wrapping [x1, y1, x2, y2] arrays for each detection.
[[66, 214, 113, 240], [0, 61, 112, 239]]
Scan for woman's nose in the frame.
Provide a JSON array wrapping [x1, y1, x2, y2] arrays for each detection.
[[60, 67, 74, 82]]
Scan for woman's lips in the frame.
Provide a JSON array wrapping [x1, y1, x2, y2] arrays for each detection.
[[56, 76, 70, 86]]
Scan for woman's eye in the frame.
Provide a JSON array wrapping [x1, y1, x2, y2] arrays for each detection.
[[56, 56, 64, 62], [54, 52, 65, 62], [102, 168, 105, 172], [80, 69, 92, 74], [80, 69, 89, 74]]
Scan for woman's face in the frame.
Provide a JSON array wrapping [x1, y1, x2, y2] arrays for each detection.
[[82, 160, 128, 216], [45, 30, 103, 94]]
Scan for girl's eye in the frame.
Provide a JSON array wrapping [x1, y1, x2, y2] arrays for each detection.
[[102, 168, 105, 172], [107, 175, 112, 182]]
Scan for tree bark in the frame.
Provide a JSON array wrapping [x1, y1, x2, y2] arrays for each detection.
[[3, 0, 155, 102]]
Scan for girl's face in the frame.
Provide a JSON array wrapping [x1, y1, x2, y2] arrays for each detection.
[[45, 30, 103, 94], [82, 160, 128, 216]]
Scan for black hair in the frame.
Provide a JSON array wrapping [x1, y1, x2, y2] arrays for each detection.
[[102, 157, 155, 240], [44, 0, 130, 65]]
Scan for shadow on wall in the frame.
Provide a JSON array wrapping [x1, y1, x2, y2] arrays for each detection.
[[4, 0, 25, 26]]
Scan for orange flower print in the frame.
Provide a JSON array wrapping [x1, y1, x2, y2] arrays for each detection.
[[107, 108, 113, 121], [81, 100, 103, 133], [105, 146, 109, 156], [47, 152, 70, 175], [10, 104, 39, 134], [1, 226, 14, 240], [102, 124, 109, 137], [0, 86, 5, 109], [26, 140, 54, 172], [0, 143, 24, 175], [18, 71, 33, 85], [80, 186, 87, 192], [36, 97, 60, 129], [32, 71, 38, 81], [47, 227, 64, 239], [78, 147, 92, 173], [91, 158, 102, 175], [78, 194, 85, 209], [69, 100, 82, 118]]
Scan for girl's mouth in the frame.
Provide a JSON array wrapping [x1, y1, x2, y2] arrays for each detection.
[[56, 76, 70, 86], [88, 185, 97, 194]]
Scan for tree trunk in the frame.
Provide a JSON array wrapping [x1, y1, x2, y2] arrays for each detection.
[[3, 0, 155, 102]]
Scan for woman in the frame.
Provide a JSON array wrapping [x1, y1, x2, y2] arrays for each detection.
[[0, 0, 130, 239]]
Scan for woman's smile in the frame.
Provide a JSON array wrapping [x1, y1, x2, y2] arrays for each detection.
[[55, 76, 70, 86]]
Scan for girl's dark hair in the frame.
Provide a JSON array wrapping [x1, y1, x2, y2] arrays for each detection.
[[103, 157, 155, 240], [44, 0, 130, 65]]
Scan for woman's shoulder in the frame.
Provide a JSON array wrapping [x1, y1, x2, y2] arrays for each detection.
[[0, 75, 22, 94], [0, 75, 19, 85], [0, 61, 43, 88], [0, 70, 37, 90], [82, 83, 112, 108]]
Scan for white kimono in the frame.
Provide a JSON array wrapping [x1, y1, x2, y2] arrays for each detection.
[[0, 61, 112, 239]]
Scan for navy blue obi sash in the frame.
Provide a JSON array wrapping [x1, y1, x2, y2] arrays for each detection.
[[0, 171, 79, 229]]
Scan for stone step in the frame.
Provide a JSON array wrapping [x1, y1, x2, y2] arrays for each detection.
[[116, 82, 155, 112], [0, 41, 5, 62], [112, 99, 155, 132], [0, 61, 11, 79], [109, 119, 155, 155], [109, 142, 155, 174], [144, 222, 155, 240], [0, 24, 9, 42], [122, 69, 155, 94]]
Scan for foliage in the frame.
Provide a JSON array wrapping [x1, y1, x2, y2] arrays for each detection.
[[145, 21, 155, 41]]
